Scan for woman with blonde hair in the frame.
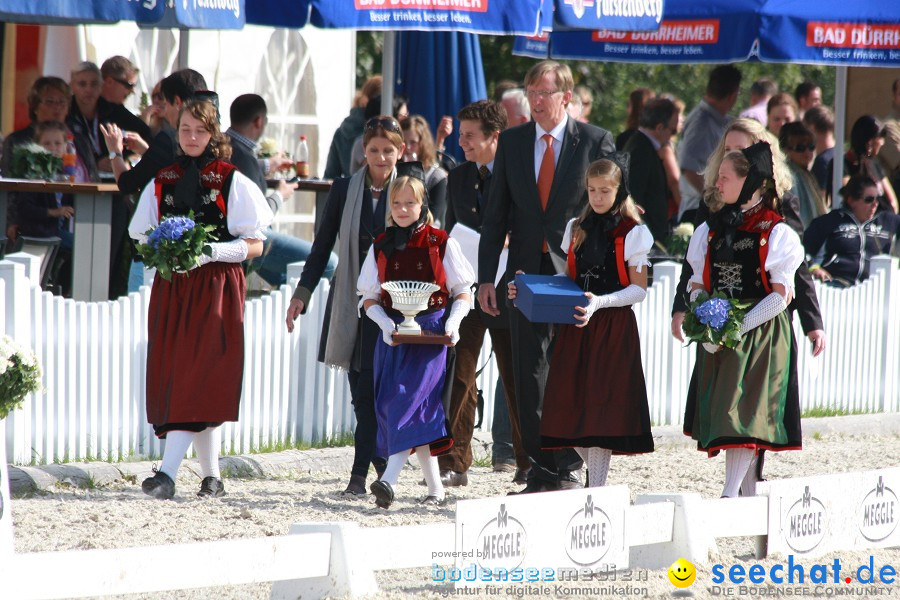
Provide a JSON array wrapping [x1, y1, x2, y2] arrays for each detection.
[[508, 154, 655, 488]]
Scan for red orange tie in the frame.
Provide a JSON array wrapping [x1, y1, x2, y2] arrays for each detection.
[[537, 133, 555, 252], [537, 133, 554, 211]]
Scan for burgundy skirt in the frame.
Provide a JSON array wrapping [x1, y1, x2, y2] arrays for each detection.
[[146, 262, 246, 437], [541, 306, 654, 454]]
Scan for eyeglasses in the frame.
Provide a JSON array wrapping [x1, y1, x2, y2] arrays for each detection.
[[40, 97, 68, 108], [858, 195, 878, 204], [788, 143, 816, 152], [365, 116, 402, 134], [526, 89, 562, 100], [112, 77, 136, 91]]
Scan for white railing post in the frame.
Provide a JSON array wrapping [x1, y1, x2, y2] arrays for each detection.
[[0, 260, 34, 464], [651, 260, 684, 425], [871, 256, 899, 412]]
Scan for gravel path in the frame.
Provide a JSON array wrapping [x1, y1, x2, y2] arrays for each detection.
[[9, 417, 900, 599]]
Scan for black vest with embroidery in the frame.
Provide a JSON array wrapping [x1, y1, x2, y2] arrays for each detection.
[[570, 220, 637, 295], [708, 203, 782, 301], [155, 160, 237, 242]]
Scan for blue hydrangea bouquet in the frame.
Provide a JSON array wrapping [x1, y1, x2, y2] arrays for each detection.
[[682, 291, 749, 350], [135, 213, 217, 281]]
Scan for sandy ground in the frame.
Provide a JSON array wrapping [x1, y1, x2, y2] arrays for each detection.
[[9, 427, 900, 600]]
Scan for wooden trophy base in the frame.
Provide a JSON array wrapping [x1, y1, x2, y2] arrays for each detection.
[[392, 331, 453, 346]]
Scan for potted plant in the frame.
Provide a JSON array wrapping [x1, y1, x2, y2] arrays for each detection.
[[0, 335, 42, 420]]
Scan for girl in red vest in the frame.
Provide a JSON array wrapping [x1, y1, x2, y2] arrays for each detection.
[[129, 99, 273, 500], [358, 174, 474, 508], [511, 155, 655, 488], [684, 142, 803, 498]]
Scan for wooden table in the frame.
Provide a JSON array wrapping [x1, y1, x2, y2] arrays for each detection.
[[0, 180, 121, 301]]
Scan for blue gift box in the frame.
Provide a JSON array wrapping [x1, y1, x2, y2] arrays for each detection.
[[514, 273, 589, 325]]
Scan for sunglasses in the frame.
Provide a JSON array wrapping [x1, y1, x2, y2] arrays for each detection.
[[857, 195, 878, 204], [113, 77, 136, 91], [789, 143, 816, 152], [365, 116, 402, 134]]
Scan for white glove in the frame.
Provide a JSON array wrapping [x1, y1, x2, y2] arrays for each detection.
[[444, 298, 471, 345], [740, 292, 787, 336], [366, 304, 396, 345], [197, 239, 249, 266], [581, 284, 647, 321], [702, 342, 720, 354]]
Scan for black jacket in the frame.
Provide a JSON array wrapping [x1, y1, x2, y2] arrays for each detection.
[[803, 207, 900, 285]]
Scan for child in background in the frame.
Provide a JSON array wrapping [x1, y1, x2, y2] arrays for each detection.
[[508, 154, 655, 488], [12, 121, 76, 293], [358, 174, 474, 508]]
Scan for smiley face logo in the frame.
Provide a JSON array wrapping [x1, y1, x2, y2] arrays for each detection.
[[668, 558, 696, 588]]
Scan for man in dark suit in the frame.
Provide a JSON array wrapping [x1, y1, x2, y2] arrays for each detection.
[[226, 94, 335, 286], [478, 61, 616, 493], [623, 97, 678, 244], [440, 100, 529, 487]]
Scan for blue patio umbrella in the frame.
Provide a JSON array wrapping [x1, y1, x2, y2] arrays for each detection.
[[0, 0, 164, 24], [395, 31, 488, 161]]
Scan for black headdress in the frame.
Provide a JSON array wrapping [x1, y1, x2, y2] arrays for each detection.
[[708, 141, 774, 261], [578, 152, 631, 267], [373, 161, 430, 259]]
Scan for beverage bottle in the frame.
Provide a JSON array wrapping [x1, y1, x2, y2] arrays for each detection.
[[62, 134, 77, 182], [295, 135, 310, 179]]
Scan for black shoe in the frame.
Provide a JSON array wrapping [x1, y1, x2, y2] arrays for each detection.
[[370, 480, 394, 509], [440, 470, 468, 487], [142, 469, 175, 500], [342, 474, 367, 497], [557, 470, 583, 491], [512, 468, 531, 485], [419, 495, 446, 506], [508, 479, 556, 495], [197, 476, 225, 498]]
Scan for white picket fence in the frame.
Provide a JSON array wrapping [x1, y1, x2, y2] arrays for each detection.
[[2, 254, 898, 465]]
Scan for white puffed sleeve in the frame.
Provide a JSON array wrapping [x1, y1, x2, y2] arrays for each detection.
[[443, 237, 476, 306], [765, 222, 804, 294], [560, 218, 577, 254], [623, 224, 654, 273], [129, 179, 160, 244], [357, 246, 381, 309], [226, 171, 275, 240], [686, 222, 710, 288]]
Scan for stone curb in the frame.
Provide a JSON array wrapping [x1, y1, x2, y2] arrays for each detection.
[[7, 413, 897, 498]]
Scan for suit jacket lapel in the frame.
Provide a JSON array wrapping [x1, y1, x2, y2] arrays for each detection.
[[546, 118, 581, 212], [516, 122, 543, 210]]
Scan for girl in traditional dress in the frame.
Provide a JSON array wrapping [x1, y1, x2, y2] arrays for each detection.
[[684, 141, 804, 498], [358, 175, 474, 508], [131, 98, 273, 499], [508, 155, 654, 488]]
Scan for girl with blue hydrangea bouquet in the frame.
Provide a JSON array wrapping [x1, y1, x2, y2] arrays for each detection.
[[683, 141, 803, 498], [129, 98, 273, 500]]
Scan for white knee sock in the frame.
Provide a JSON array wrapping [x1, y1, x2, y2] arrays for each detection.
[[415, 445, 444, 499], [159, 430, 194, 480], [586, 448, 612, 488], [193, 427, 221, 479], [723, 448, 755, 498], [381, 450, 409, 486], [739, 453, 760, 497]]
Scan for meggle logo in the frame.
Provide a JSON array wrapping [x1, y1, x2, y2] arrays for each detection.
[[859, 476, 899, 542], [477, 504, 527, 571], [785, 485, 827, 553], [565, 495, 612, 565]]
